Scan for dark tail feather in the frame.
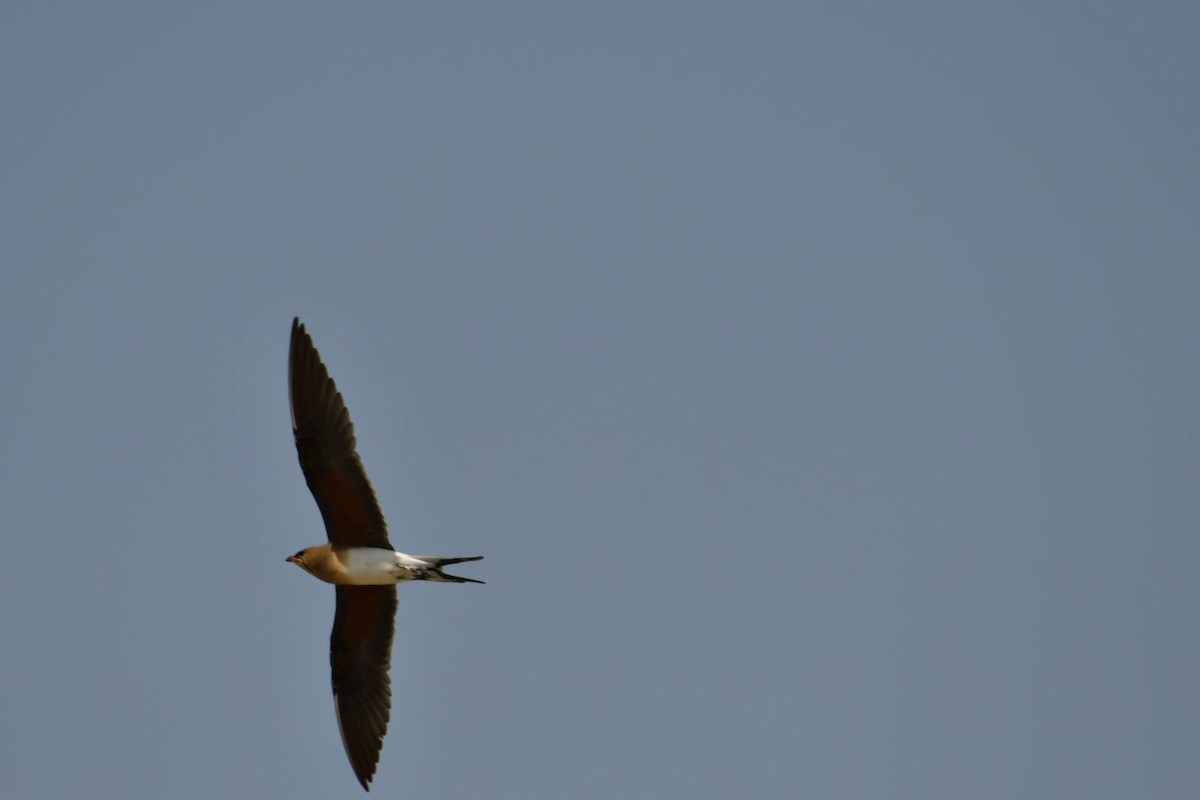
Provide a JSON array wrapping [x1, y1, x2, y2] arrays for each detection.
[[421, 555, 484, 584], [434, 572, 485, 585], [431, 556, 484, 566]]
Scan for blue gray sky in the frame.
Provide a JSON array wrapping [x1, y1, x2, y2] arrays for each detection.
[[2, 2, 1198, 798]]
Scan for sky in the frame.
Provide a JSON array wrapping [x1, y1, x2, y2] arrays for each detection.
[[2, 2, 1198, 798]]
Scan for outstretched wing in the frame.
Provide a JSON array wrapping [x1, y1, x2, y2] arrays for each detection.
[[289, 318, 392, 549], [331, 585, 397, 791]]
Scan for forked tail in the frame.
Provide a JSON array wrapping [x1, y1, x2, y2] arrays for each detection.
[[419, 555, 484, 584]]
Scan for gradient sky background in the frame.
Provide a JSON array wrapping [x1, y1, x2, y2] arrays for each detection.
[[2, 2, 1198, 798]]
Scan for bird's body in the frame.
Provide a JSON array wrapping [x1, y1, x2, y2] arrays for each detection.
[[285, 318, 482, 791], [290, 545, 484, 586]]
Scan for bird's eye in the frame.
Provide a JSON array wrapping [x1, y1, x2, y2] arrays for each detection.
[[294, 551, 305, 559]]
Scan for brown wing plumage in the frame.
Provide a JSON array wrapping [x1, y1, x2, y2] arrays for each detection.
[[289, 318, 392, 549], [331, 585, 397, 791]]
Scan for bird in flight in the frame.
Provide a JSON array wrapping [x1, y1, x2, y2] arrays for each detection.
[[286, 318, 483, 791]]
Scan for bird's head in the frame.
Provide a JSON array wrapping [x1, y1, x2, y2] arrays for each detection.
[[286, 549, 312, 574]]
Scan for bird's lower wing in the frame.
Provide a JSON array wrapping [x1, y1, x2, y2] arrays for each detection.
[[331, 585, 398, 790]]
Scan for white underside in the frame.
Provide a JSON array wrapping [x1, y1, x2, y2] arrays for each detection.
[[342, 547, 430, 585]]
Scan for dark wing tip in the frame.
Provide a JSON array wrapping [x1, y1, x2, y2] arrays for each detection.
[[352, 752, 374, 791]]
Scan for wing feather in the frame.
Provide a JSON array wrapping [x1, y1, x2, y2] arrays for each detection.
[[289, 319, 392, 549], [331, 585, 397, 791]]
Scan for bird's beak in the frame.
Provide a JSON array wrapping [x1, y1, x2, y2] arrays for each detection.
[[286, 556, 300, 564]]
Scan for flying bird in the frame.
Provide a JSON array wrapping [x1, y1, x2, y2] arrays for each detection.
[[286, 318, 483, 791]]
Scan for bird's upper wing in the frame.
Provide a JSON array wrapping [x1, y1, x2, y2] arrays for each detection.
[[289, 318, 392, 549], [331, 585, 397, 791]]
